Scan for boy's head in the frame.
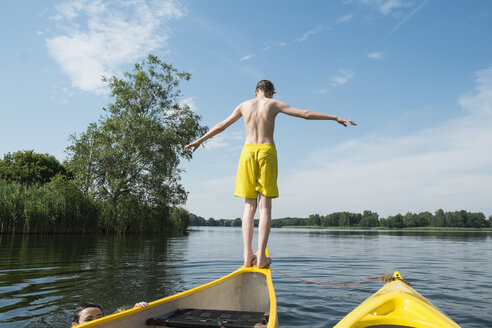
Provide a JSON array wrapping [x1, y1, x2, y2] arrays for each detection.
[[71, 302, 104, 327], [255, 80, 276, 96]]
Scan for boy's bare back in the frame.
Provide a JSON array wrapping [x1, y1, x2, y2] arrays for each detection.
[[239, 97, 279, 145]]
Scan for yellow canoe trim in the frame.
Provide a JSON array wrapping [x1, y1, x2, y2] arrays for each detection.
[[334, 271, 461, 328]]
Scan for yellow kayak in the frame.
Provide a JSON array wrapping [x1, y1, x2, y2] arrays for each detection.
[[78, 251, 278, 328], [334, 271, 461, 328]]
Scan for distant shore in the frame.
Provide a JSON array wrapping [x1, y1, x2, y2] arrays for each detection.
[[281, 226, 492, 231]]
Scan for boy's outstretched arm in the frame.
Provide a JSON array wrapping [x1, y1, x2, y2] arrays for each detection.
[[184, 106, 242, 152], [277, 101, 356, 127]]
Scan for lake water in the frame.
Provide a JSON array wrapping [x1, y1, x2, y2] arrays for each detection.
[[1, 227, 491, 327]]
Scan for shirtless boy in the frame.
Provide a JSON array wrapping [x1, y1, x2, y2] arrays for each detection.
[[184, 80, 356, 268]]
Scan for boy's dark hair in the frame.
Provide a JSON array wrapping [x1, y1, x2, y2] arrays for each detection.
[[256, 80, 276, 94], [72, 302, 104, 324]]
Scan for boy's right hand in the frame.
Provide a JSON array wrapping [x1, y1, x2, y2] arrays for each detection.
[[184, 140, 202, 152]]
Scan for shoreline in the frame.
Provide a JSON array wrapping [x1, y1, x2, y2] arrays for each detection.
[[280, 226, 492, 231]]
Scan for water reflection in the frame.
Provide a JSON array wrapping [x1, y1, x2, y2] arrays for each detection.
[[278, 228, 491, 241], [0, 234, 186, 327]]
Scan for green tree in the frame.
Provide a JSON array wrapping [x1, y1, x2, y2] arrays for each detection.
[[169, 207, 191, 233], [359, 210, 379, 227], [0, 150, 68, 185], [321, 213, 338, 226], [339, 212, 350, 226], [464, 211, 487, 228], [386, 214, 404, 229], [445, 211, 465, 228], [337, 212, 361, 227], [189, 214, 206, 226], [403, 212, 417, 228], [307, 214, 321, 226], [431, 209, 446, 227], [207, 218, 218, 226], [416, 211, 432, 227], [66, 55, 206, 229]]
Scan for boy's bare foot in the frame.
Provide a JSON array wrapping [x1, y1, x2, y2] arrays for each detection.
[[255, 256, 272, 269], [243, 254, 257, 267]]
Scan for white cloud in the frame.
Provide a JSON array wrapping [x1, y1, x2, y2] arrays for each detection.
[[292, 27, 323, 44], [331, 69, 355, 86], [262, 42, 286, 53], [344, 0, 414, 15], [45, 0, 185, 94], [367, 52, 383, 59], [459, 67, 492, 116], [179, 97, 198, 111], [390, 0, 429, 34], [204, 131, 244, 151], [343, 1, 429, 38], [277, 66, 492, 217], [379, 0, 411, 14], [261, 27, 323, 54], [336, 14, 353, 24], [343, 1, 428, 37], [240, 54, 254, 61], [204, 135, 229, 150]]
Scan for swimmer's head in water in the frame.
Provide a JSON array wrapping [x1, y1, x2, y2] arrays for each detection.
[[71, 302, 104, 327]]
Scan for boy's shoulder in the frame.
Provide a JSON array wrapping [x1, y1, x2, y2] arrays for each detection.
[[237, 98, 259, 112], [238, 98, 283, 114]]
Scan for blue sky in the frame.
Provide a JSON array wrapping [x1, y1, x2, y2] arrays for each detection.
[[1, 0, 491, 219]]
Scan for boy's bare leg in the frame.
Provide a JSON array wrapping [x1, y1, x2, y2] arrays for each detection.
[[256, 193, 272, 268], [242, 198, 257, 267]]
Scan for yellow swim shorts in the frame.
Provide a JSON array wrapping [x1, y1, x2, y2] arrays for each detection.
[[234, 143, 279, 199]]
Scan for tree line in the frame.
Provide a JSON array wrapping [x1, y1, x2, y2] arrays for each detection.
[[190, 210, 492, 229], [1, 55, 205, 234], [189, 215, 243, 227]]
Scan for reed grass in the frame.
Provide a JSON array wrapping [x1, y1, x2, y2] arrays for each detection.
[[0, 178, 188, 234], [0, 178, 99, 234]]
